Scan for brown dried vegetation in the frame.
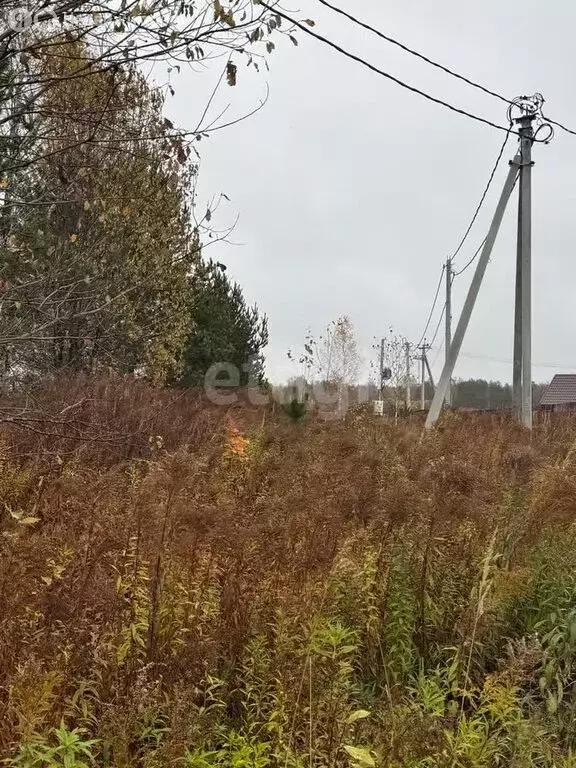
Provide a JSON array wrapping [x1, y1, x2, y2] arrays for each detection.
[[2, 376, 576, 767]]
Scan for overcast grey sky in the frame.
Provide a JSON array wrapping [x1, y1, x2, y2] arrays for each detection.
[[165, 0, 576, 384]]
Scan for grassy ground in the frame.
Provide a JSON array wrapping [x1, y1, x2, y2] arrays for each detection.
[[2, 377, 576, 767]]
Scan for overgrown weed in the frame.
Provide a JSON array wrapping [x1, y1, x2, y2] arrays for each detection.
[[2, 376, 576, 766]]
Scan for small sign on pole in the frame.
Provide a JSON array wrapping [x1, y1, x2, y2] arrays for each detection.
[[373, 400, 384, 416]]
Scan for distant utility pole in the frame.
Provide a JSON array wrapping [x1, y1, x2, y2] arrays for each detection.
[[445, 257, 453, 406], [379, 337, 385, 398], [404, 340, 411, 408], [417, 342, 432, 409], [426, 94, 548, 431]]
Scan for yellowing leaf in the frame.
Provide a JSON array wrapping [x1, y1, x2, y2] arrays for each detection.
[[122, 206, 131, 217], [346, 710, 371, 725], [70, 233, 78, 243], [343, 745, 376, 767], [0, 177, 8, 189], [19, 517, 40, 526]]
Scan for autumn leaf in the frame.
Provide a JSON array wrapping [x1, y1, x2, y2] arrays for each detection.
[[70, 233, 78, 243], [0, 177, 8, 189]]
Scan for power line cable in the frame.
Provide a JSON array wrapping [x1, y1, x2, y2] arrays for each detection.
[[453, 169, 520, 277], [542, 114, 576, 138], [431, 339, 444, 369], [449, 127, 512, 270], [417, 124, 513, 344], [460, 351, 576, 370], [415, 128, 510, 346], [453, 237, 486, 277], [258, 2, 521, 137], [429, 302, 446, 348], [416, 264, 445, 348], [315, 0, 514, 107], [314, 1, 561, 145]]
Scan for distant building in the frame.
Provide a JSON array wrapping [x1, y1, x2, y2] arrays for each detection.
[[539, 374, 576, 412]]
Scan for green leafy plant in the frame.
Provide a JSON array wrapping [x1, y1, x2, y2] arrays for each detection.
[[11, 722, 98, 768]]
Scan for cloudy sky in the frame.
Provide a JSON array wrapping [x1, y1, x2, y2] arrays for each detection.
[[165, 0, 576, 384]]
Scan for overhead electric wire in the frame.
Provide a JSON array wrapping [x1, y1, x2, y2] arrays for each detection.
[[314, 0, 567, 143], [449, 127, 512, 271], [258, 2, 521, 137], [542, 115, 576, 138], [413, 118, 513, 345], [431, 339, 444, 369], [453, 237, 486, 277], [314, 0, 513, 107], [416, 264, 445, 349], [460, 351, 576, 370], [452, 168, 520, 277], [429, 302, 446, 348]]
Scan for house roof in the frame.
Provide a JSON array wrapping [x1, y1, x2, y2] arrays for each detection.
[[539, 374, 576, 406]]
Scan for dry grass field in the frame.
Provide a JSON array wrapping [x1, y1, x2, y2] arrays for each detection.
[[2, 376, 576, 767]]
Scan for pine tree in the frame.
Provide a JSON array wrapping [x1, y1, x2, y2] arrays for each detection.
[[175, 259, 268, 388]]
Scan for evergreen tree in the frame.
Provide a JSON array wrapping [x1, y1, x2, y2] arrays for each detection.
[[175, 259, 268, 388]]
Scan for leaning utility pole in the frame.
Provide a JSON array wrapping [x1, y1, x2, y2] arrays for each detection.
[[445, 258, 453, 406], [426, 152, 521, 428], [425, 94, 548, 431], [424, 355, 435, 390], [404, 340, 411, 408]]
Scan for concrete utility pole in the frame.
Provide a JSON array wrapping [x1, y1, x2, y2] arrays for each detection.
[[445, 258, 453, 406], [512, 112, 535, 426], [404, 340, 411, 408], [425, 94, 547, 431], [379, 337, 385, 398], [417, 342, 432, 409], [516, 113, 534, 429], [512, 166, 523, 420]]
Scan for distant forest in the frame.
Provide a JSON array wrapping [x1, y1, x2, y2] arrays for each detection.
[[279, 377, 550, 411], [450, 379, 548, 410], [407, 379, 549, 410]]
